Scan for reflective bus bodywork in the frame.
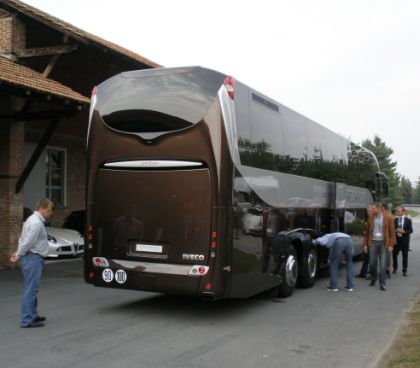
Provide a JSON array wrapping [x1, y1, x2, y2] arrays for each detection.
[[85, 67, 383, 299]]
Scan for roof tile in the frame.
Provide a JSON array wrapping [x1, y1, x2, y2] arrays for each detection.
[[0, 56, 90, 103]]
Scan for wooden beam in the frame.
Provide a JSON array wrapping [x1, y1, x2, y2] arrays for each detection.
[[0, 109, 77, 121], [15, 115, 61, 194], [43, 54, 61, 77], [17, 45, 77, 58]]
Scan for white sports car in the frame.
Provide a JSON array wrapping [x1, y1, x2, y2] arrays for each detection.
[[46, 227, 84, 258]]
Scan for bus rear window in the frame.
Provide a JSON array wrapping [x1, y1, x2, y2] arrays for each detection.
[[95, 67, 225, 138]]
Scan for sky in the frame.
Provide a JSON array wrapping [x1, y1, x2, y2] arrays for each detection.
[[23, 0, 420, 183]]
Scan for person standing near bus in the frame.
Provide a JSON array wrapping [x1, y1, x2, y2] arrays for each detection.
[[392, 206, 413, 276], [9, 198, 54, 328], [381, 202, 394, 278], [313, 232, 354, 292], [356, 204, 374, 279], [364, 203, 396, 291]]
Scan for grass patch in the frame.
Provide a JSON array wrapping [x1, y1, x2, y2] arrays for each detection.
[[381, 300, 420, 368], [407, 210, 420, 218]]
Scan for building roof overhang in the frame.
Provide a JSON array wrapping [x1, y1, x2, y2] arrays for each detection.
[[0, 0, 161, 68], [0, 56, 90, 104]]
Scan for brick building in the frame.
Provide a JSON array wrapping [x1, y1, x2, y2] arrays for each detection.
[[0, 0, 160, 267]]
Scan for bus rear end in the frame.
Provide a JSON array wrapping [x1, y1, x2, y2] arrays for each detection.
[[84, 67, 232, 298]]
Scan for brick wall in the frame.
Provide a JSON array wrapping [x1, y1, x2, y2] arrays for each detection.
[[0, 96, 24, 267], [0, 17, 26, 57]]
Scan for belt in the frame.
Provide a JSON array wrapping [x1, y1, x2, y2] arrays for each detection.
[[27, 251, 44, 258]]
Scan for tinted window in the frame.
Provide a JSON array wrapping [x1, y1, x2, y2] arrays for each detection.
[[96, 67, 226, 139]]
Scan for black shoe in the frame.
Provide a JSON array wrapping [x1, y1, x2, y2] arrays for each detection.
[[22, 321, 44, 328], [34, 316, 46, 322], [403, 272, 407, 277], [369, 280, 376, 287], [356, 274, 366, 278], [380, 285, 386, 291], [392, 270, 396, 274]]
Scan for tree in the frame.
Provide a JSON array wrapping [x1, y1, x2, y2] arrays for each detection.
[[362, 135, 402, 206], [399, 176, 412, 204], [413, 178, 420, 204]]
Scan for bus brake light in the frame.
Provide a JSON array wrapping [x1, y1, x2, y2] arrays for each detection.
[[224, 76, 235, 100], [93, 257, 109, 267]]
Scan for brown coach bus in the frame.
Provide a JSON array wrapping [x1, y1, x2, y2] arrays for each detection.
[[84, 66, 387, 299]]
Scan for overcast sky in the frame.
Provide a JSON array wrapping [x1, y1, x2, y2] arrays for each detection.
[[24, 0, 420, 183]]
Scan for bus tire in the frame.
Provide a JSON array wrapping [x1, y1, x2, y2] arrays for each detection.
[[297, 247, 317, 288], [277, 244, 298, 298]]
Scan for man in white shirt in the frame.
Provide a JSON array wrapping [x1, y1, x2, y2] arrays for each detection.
[[313, 232, 354, 292], [10, 198, 54, 328]]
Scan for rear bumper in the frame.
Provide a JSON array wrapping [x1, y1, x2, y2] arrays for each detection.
[[88, 259, 209, 296]]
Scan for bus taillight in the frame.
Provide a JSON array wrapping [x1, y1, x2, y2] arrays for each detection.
[[210, 231, 217, 257], [224, 76, 235, 100], [92, 257, 109, 268], [87, 225, 94, 240], [211, 231, 217, 248], [188, 265, 209, 275]]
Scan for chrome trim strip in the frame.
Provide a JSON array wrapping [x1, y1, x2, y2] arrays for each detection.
[[104, 160, 203, 169], [218, 87, 240, 164], [110, 259, 198, 276]]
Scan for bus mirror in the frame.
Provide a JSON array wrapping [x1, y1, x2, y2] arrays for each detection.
[[382, 181, 389, 197], [376, 172, 389, 199]]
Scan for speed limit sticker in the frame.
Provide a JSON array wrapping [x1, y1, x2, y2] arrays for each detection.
[[115, 270, 127, 284], [102, 268, 114, 283]]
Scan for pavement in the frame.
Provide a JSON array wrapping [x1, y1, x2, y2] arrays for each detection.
[[1, 217, 420, 368]]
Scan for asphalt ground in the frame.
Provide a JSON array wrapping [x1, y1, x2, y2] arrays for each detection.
[[1, 218, 419, 368]]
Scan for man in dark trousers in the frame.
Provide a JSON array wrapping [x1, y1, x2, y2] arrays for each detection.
[[10, 198, 54, 328], [364, 203, 396, 291], [313, 232, 354, 292], [392, 206, 413, 276]]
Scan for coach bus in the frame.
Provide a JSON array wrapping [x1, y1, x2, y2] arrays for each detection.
[[84, 66, 388, 299]]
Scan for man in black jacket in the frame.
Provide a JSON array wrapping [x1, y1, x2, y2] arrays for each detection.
[[392, 207, 413, 276]]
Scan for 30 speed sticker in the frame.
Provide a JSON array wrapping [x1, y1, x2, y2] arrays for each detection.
[[102, 268, 114, 283], [115, 270, 127, 284]]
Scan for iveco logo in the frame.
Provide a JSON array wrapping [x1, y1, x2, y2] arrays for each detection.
[[182, 254, 205, 261]]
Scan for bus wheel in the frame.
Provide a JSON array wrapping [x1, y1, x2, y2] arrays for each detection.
[[277, 244, 298, 298], [298, 247, 317, 288]]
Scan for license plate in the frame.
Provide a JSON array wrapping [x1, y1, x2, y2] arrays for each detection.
[[136, 243, 163, 253]]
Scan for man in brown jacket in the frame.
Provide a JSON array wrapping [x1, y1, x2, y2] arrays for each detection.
[[363, 202, 396, 291]]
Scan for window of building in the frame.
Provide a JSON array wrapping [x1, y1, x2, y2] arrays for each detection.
[[45, 148, 66, 207]]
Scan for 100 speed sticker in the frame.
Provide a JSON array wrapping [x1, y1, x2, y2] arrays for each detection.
[[102, 269, 127, 284]]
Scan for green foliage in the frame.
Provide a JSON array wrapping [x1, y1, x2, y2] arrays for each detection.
[[400, 176, 413, 204], [362, 135, 402, 206], [413, 179, 420, 204]]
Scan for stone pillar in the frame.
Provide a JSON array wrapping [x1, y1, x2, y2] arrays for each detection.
[[0, 95, 24, 267]]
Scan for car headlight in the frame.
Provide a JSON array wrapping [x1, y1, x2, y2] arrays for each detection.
[[48, 235, 57, 243]]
